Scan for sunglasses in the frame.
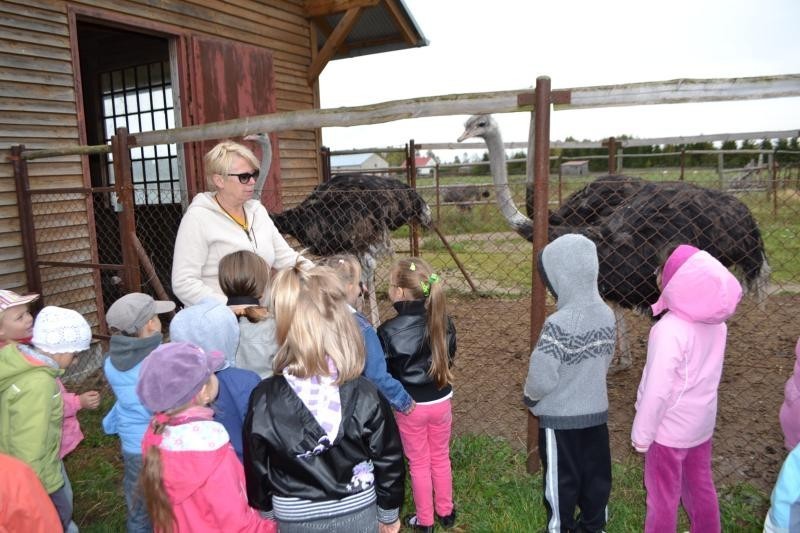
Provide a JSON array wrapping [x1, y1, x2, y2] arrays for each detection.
[[227, 170, 259, 184]]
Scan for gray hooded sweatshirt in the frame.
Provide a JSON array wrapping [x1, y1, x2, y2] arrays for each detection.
[[523, 233, 616, 430]]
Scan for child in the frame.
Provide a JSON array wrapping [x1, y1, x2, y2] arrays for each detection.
[[377, 257, 457, 532], [0, 305, 93, 533], [0, 291, 101, 462], [523, 234, 616, 533], [779, 338, 800, 450], [764, 440, 800, 532], [320, 254, 414, 415], [631, 244, 743, 533], [103, 292, 176, 533], [0, 289, 39, 344], [218, 250, 279, 378], [169, 297, 261, 461], [0, 452, 62, 532], [243, 263, 405, 533], [136, 342, 276, 532]]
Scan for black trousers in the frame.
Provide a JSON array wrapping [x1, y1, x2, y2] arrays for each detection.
[[538, 424, 611, 533]]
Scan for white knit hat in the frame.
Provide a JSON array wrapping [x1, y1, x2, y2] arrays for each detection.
[[32, 306, 92, 355]]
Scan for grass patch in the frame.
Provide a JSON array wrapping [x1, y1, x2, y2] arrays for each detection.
[[68, 411, 769, 531]]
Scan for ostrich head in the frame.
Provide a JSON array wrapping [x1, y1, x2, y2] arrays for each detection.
[[457, 114, 497, 143], [458, 114, 533, 240], [243, 132, 273, 201]]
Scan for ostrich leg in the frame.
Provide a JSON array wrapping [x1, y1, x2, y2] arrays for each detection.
[[610, 305, 632, 373], [359, 253, 381, 326]]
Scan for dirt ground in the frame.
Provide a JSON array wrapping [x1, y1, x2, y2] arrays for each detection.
[[447, 292, 800, 493]]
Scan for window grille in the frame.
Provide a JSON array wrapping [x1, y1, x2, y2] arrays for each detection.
[[100, 61, 180, 205]]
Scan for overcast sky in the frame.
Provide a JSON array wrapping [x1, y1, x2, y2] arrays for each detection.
[[318, 0, 800, 160]]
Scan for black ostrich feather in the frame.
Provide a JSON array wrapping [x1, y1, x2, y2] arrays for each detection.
[[541, 175, 769, 312], [270, 174, 432, 258]]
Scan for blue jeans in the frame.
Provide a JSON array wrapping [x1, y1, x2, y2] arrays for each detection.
[[122, 451, 153, 533], [51, 462, 79, 533]]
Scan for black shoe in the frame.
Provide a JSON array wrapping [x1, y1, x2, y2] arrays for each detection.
[[436, 507, 456, 529], [404, 514, 435, 532]]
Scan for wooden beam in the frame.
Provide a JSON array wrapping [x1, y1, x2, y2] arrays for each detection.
[[18, 74, 800, 160], [307, 6, 361, 85], [304, 0, 379, 18], [382, 0, 416, 45]]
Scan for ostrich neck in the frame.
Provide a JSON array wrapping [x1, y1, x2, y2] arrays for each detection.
[[485, 129, 533, 237]]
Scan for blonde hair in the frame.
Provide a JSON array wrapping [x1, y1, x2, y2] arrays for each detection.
[[390, 257, 452, 388], [271, 262, 364, 383], [219, 250, 271, 323], [203, 141, 259, 190], [318, 255, 360, 287]]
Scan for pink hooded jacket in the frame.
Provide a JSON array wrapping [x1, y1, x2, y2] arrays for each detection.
[[145, 418, 276, 533], [779, 338, 800, 450], [58, 379, 83, 459], [631, 250, 742, 452]]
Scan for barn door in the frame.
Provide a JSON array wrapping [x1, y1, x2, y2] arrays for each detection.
[[186, 35, 282, 211]]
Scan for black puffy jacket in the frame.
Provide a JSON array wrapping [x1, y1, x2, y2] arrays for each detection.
[[377, 299, 457, 403], [243, 375, 404, 514]]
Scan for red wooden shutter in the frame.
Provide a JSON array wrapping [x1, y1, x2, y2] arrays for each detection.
[[186, 35, 282, 210]]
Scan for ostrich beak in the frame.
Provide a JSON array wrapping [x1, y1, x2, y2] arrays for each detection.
[[243, 134, 260, 141], [457, 129, 473, 142]]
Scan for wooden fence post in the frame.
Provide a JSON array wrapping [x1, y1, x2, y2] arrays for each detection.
[[112, 128, 142, 292]]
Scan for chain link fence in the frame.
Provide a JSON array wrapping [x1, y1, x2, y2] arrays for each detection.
[[23, 162, 800, 492]]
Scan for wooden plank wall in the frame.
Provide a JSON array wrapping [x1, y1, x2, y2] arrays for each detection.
[[0, 0, 324, 316]]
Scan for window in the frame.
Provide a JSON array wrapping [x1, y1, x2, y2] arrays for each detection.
[[100, 61, 180, 205]]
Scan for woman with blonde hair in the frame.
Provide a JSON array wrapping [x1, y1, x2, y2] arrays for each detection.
[[172, 140, 308, 306], [219, 250, 279, 378], [243, 262, 404, 533]]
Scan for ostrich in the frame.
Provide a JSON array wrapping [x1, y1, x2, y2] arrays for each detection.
[[458, 114, 770, 369], [243, 133, 273, 200], [269, 173, 433, 325]]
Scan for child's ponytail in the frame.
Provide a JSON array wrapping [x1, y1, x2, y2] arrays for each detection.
[[425, 274, 452, 388], [139, 415, 175, 533]]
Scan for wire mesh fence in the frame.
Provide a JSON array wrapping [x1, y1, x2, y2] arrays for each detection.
[[24, 164, 800, 491]]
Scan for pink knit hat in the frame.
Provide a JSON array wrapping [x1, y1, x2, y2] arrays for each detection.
[[661, 244, 701, 289]]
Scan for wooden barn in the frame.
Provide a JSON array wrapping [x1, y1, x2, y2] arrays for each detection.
[[1, 0, 426, 333]]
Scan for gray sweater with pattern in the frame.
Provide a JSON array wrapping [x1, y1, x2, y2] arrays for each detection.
[[523, 234, 616, 430]]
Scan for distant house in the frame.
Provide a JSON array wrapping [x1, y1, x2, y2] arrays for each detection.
[[560, 160, 590, 176], [405, 156, 437, 176], [331, 153, 389, 173]]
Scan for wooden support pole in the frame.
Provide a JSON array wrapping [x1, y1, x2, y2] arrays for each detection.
[[430, 224, 477, 293], [132, 233, 175, 319], [527, 76, 553, 475], [112, 128, 141, 292], [10, 145, 43, 311]]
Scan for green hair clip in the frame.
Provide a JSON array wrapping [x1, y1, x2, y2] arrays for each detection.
[[420, 273, 440, 297]]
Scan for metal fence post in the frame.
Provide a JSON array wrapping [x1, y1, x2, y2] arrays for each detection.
[[10, 145, 43, 310], [111, 128, 142, 292], [526, 76, 553, 475]]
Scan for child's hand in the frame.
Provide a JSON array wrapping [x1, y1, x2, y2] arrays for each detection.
[[79, 390, 101, 410], [402, 401, 416, 416], [379, 520, 400, 533]]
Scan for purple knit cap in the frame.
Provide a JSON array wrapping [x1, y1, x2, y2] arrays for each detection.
[[136, 341, 224, 413], [661, 244, 701, 289]]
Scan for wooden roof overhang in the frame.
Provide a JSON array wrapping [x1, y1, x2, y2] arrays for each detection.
[[305, 0, 427, 84]]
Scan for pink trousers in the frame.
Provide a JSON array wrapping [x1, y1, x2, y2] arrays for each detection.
[[394, 399, 454, 527], [644, 439, 720, 533]]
